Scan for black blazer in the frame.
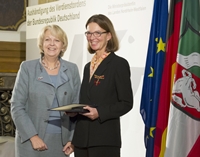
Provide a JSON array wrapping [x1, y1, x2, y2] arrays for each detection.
[[72, 52, 133, 148]]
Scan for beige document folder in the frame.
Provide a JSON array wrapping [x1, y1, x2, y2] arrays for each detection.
[[48, 104, 89, 113]]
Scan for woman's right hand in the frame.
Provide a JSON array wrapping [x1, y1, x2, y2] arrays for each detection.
[[30, 135, 48, 151]]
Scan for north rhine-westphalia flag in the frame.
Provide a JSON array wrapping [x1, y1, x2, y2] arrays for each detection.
[[140, 0, 168, 156], [153, 0, 183, 156], [164, 0, 200, 156]]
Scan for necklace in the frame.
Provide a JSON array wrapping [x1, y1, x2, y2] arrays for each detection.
[[42, 57, 60, 71]]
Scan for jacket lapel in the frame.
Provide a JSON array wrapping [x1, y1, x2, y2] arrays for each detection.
[[56, 59, 69, 88], [36, 59, 52, 85]]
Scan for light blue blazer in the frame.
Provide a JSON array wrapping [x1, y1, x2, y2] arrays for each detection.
[[11, 58, 80, 145]]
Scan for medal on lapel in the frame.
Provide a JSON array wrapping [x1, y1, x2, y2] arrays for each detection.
[[94, 75, 104, 86]]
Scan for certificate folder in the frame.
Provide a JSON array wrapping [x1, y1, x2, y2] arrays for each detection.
[[48, 104, 89, 113]]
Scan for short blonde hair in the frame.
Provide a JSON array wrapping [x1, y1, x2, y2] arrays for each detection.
[[37, 24, 68, 57]]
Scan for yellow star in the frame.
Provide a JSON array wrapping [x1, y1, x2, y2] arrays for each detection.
[[148, 67, 154, 77], [155, 37, 166, 53], [150, 127, 156, 137]]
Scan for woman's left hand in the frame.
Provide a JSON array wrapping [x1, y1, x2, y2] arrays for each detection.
[[63, 142, 74, 155], [81, 106, 99, 120]]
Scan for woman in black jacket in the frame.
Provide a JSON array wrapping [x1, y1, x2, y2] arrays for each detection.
[[72, 14, 133, 157]]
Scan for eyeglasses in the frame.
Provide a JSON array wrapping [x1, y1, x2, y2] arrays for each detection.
[[85, 31, 107, 38]]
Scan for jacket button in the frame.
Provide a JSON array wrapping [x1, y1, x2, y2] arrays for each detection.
[[64, 92, 67, 95]]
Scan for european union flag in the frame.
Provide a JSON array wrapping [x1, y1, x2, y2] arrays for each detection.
[[140, 0, 168, 156]]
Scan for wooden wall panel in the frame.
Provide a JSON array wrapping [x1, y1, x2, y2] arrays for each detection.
[[0, 42, 26, 73]]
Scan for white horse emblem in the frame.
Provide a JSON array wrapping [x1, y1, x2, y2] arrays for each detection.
[[172, 69, 200, 111]]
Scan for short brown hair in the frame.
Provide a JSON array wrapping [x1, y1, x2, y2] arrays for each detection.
[[85, 14, 119, 54], [37, 24, 68, 57]]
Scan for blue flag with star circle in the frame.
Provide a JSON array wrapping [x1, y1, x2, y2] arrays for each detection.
[[140, 0, 168, 156]]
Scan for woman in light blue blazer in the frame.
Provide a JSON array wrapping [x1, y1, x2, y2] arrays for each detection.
[[11, 24, 80, 157]]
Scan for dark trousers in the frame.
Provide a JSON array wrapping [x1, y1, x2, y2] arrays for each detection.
[[74, 146, 120, 157]]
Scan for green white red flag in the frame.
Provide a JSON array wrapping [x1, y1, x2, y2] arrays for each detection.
[[164, 0, 200, 156]]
